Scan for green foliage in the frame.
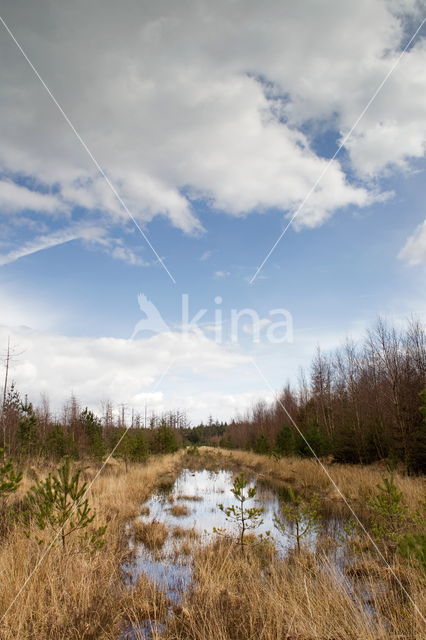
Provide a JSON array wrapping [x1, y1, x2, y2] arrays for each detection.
[[129, 429, 148, 461], [215, 474, 267, 552], [253, 433, 271, 455], [398, 533, 426, 572], [3, 383, 21, 415], [274, 486, 321, 553], [44, 424, 77, 459], [28, 457, 106, 550], [186, 444, 200, 456], [18, 400, 38, 456], [114, 428, 149, 468], [367, 474, 408, 557], [296, 425, 331, 457], [153, 424, 179, 454], [275, 425, 295, 456], [219, 434, 233, 449], [80, 408, 105, 459], [0, 449, 22, 501]]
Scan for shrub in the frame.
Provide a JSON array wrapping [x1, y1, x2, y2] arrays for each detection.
[[275, 425, 295, 456], [367, 473, 408, 558], [186, 444, 200, 456], [0, 449, 22, 502], [253, 434, 271, 455], [274, 486, 321, 553], [215, 474, 267, 552], [296, 426, 331, 457], [398, 533, 426, 572], [28, 457, 106, 550]]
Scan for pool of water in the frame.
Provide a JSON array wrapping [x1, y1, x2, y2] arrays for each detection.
[[123, 465, 407, 640], [120, 467, 352, 639]]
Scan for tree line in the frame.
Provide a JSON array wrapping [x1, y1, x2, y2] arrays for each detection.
[[0, 388, 188, 462], [209, 318, 425, 474], [1, 317, 425, 473]]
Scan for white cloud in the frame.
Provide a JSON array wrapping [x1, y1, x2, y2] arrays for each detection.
[[0, 225, 105, 266], [143, 390, 276, 423], [200, 250, 213, 261], [399, 219, 426, 265], [213, 270, 231, 278], [0, 324, 250, 421], [1, 0, 422, 260], [1, 295, 418, 422], [0, 180, 63, 214]]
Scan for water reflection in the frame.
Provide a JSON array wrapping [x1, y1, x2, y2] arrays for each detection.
[[125, 469, 346, 585], [121, 467, 349, 639]]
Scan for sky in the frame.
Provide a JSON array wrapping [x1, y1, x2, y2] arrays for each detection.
[[0, 0, 425, 424]]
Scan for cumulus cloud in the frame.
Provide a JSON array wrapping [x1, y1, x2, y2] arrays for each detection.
[[399, 219, 426, 265], [0, 0, 423, 263], [0, 324, 250, 421], [0, 180, 63, 214]]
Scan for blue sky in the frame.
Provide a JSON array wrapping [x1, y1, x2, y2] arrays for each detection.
[[0, 0, 425, 422]]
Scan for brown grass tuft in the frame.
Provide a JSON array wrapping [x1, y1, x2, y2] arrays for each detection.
[[168, 504, 190, 517], [133, 519, 168, 550], [172, 526, 199, 540], [140, 504, 151, 516]]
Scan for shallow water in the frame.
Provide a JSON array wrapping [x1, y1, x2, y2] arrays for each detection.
[[120, 467, 351, 638]]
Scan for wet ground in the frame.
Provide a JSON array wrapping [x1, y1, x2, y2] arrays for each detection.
[[120, 467, 350, 639]]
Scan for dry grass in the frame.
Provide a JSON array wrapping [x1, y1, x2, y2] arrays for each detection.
[[195, 448, 426, 514], [173, 540, 193, 557], [133, 519, 168, 550], [176, 494, 203, 501], [0, 451, 185, 640], [168, 504, 190, 517], [172, 525, 199, 540], [140, 504, 151, 516], [163, 539, 426, 640], [123, 573, 170, 623], [1, 448, 424, 640]]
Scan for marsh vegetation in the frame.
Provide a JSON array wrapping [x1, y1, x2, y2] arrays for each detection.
[[0, 447, 424, 639]]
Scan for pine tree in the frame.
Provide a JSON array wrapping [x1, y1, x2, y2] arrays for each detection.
[[274, 486, 321, 553], [0, 448, 22, 503], [18, 399, 38, 456], [215, 474, 266, 552], [28, 457, 105, 550]]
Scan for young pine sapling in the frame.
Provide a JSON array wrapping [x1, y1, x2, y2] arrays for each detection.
[[367, 473, 408, 560], [214, 474, 267, 552], [273, 486, 321, 554], [28, 457, 106, 550], [0, 448, 22, 504]]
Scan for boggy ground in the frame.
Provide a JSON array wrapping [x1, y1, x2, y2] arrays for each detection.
[[0, 447, 424, 639], [190, 447, 425, 515], [160, 448, 426, 640], [0, 452, 185, 640], [163, 538, 425, 640]]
